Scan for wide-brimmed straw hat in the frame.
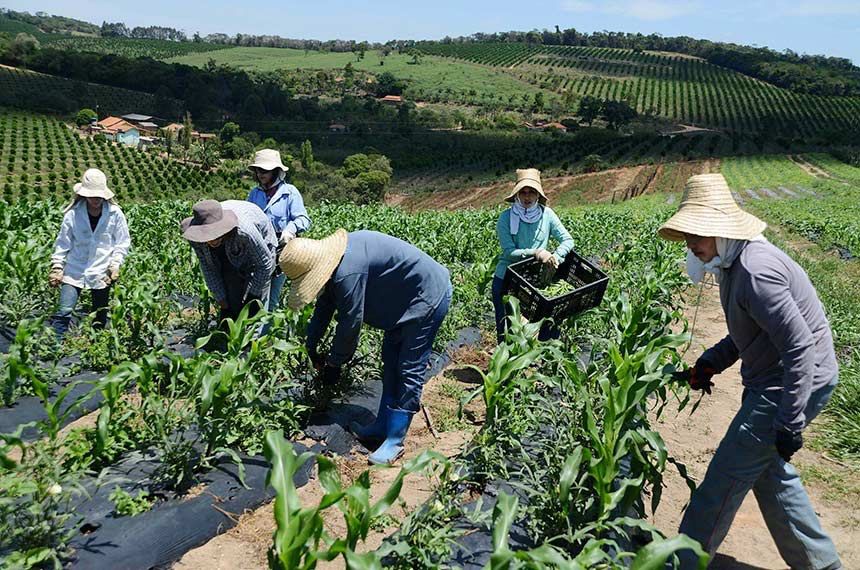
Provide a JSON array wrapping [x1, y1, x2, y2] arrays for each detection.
[[658, 173, 766, 241], [505, 168, 548, 204], [180, 200, 239, 243], [74, 168, 114, 200], [279, 229, 348, 310], [248, 149, 289, 173]]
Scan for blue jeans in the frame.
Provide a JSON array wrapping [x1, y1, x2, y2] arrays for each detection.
[[382, 284, 452, 413], [678, 380, 841, 570], [268, 273, 286, 312], [52, 283, 111, 337], [491, 276, 558, 344]]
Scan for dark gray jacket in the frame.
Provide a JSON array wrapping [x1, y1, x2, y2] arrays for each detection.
[[702, 240, 838, 432]]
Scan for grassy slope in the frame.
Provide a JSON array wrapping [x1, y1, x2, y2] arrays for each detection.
[[167, 48, 546, 100]]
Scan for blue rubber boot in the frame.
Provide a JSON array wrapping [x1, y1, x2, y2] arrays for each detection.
[[349, 393, 393, 444], [368, 408, 413, 465]]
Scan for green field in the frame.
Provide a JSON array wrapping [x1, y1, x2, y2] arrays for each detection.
[[167, 48, 551, 107]]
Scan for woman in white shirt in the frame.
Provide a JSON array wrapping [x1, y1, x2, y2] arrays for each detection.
[[49, 169, 131, 338]]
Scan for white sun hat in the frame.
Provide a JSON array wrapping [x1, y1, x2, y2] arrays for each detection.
[[248, 148, 289, 173], [278, 229, 349, 310], [73, 168, 114, 200], [659, 173, 766, 241]]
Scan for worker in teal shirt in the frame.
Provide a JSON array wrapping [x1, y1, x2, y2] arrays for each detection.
[[279, 229, 452, 465], [246, 149, 311, 312], [493, 168, 574, 343]]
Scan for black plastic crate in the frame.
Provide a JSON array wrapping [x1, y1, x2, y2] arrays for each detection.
[[503, 250, 609, 323]]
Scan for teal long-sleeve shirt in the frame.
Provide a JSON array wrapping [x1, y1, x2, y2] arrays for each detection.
[[494, 206, 574, 280]]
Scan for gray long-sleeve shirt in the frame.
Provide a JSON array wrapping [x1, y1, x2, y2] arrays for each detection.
[[701, 240, 838, 432], [305, 230, 451, 367], [190, 200, 277, 303]]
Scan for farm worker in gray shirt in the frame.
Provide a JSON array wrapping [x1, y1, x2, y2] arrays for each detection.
[[246, 149, 311, 311], [279, 229, 452, 465], [181, 199, 277, 323], [49, 168, 131, 338], [659, 174, 841, 570]]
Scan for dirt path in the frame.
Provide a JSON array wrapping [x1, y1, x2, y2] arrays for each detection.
[[173, 361, 488, 570], [788, 155, 832, 179], [651, 283, 859, 569]]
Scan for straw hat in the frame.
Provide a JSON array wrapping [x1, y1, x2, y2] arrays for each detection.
[[180, 200, 239, 243], [658, 173, 766, 241], [279, 229, 348, 310], [248, 149, 289, 173], [505, 168, 547, 204], [74, 168, 114, 200]]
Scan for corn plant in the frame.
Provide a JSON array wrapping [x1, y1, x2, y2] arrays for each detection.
[[1, 319, 55, 407], [264, 430, 446, 569]]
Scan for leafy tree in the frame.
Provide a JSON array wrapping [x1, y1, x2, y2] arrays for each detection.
[[354, 170, 390, 203], [601, 100, 638, 130], [222, 136, 254, 160], [300, 140, 314, 170], [190, 143, 219, 171], [180, 112, 193, 150], [375, 72, 406, 97], [75, 108, 97, 127], [577, 95, 602, 126], [341, 154, 372, 178], [219, 122, 241, 144], [7, 33, 39, 64], [532, 92, 545, 113]]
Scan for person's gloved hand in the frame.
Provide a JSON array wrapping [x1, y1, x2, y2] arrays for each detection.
[[103, 263, 121, 286], [321, 365, 341, 387], [280, 231, 296, 246], [775, 429, 803, 462], [534, 249, 554, 265], [308, 346, 325, 371], [673, 358, 717, 394], [49, 266, 64, 287]]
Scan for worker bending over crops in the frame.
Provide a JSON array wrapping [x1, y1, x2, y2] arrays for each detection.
[[246, 149, 311, 312], [181, 199, 277, 324], [49, 168, 131, 338], [279, 229, 452, 465], [492, 168, 574, 343], [660, 174, 841, 570]]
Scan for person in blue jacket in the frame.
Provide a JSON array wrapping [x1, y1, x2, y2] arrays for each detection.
[[279, 229, 452, 465], [493, 168, 574, 343], [246, 149, 311, 311]]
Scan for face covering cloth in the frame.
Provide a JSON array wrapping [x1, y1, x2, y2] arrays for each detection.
[[510, 198, 543, 235], [686, 234, 767, 284]]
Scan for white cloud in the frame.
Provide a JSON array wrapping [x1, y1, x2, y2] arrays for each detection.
[[560, 0, 699, 21]]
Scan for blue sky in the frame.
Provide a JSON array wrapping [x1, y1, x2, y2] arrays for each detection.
[[7, 0, 860, 63]]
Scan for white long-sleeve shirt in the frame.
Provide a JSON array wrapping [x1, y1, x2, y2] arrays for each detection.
[[50, 200, 131, 290]]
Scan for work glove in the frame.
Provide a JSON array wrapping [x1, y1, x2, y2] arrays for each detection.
[[279, 231, 296, 246], [775, 429, 803, 462], [673, 358, 717, 395], [321, 365, 341, 387], [534, 249, 554, 265], [49, 266, 64, 287], [308, 346, 325, 372], [103, 263, 121, 286]]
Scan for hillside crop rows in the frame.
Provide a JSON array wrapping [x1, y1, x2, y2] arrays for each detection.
[[0, 109, 241, 203], [420, 44, 860, 136], [43, 37, 231, 59], [0, 66, 182, 118]]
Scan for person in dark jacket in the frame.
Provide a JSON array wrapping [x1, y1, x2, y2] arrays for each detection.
[[279, 229, 452, 465], [660, 174, 841, 570]]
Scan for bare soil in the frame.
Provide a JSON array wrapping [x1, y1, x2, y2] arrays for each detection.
[[173, 365, 487, 570], [650, 283, 859, 569]]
